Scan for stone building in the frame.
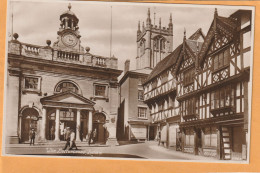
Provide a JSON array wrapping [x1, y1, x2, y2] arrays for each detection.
[[5, 4, 122, 145], [117, 9, 173, 141], [136, 8, 173, 69]]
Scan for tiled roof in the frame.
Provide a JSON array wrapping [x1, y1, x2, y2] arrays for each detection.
[[144, 44, 183, 84], [185, 39, 203, 53]]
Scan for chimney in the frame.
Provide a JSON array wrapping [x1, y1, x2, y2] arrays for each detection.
[[124, 59, 130, 74]]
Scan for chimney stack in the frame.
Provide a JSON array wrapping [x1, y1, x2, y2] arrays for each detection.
[[124, 59, 130, 74]]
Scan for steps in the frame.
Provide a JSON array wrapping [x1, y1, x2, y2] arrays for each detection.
[[221, 127, 231, 160]]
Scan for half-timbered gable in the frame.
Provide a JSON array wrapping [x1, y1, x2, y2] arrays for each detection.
[[179, 9, 252, 160], [143, 43, 183, 148]]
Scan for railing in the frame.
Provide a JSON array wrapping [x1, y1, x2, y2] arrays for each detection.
[[151, 107, 179, 123], [96, 57, 106, 67], [8, 41, 119, 69], [23, 44, 41, 55], [57, 51, 80, 61], [144, 79, 176, 101]]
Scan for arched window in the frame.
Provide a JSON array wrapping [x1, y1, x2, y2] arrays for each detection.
[[55, 81, 79, 94]]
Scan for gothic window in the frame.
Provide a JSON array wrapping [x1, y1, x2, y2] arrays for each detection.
[[210, 85, 235, 110], [140, 39, 146, 55], [213, 49, 230, 71], [183, 68, 194, 86], [138, 107, 147, 118], [160, 39, 166, 51], [55, 81, 79, 94]]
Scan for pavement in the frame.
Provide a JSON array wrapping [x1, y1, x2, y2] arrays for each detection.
[[2, 141, 241, 162]]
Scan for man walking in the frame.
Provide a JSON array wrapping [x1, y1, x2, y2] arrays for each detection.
[[69, 129, 78, 150], [63, 127, 71, 150], [29, 129, 36, 146]]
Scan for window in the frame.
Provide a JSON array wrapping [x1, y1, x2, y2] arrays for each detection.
[[210, 85, 235, 110], [185, 129, 194, 146], [55, 81, 79, 94], [23, 76, 41, 93], [60, 110, 75, 121], [183, 97, 197, 116], [183, 69, 194, 86], [138, 90, 144, 101], [25, 77, 39, 90], [204, 127, 217, 147], [213, 49, 230, 71], [138, 107, 147, 118], [94, 85, 107, 97]]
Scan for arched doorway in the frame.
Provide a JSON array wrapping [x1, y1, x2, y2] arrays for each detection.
[[93, 113, 106, 144], [21, 108, 39, 142]]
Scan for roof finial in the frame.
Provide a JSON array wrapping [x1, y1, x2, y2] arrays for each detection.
[[184, 28, 186, 37], [68, 3, 71, 11], [159, 18, 161, 28]]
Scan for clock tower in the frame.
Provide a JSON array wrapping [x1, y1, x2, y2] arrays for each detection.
[[53, 3, 84, 53]]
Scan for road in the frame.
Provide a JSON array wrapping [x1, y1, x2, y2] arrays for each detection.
[[4, 141, 217, 161]]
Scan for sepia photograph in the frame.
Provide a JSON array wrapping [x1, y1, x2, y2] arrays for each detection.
[[2, 0, 254, 163]]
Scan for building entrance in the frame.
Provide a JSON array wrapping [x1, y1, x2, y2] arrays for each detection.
[[21, 108, 39, 142], [93, 113, 106, 144]]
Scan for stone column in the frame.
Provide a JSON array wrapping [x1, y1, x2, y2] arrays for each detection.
[[40, 107, 47, 141], [54, 108, 60, 141], [76, 109, 81, 142], [88, 111, 93, 134]]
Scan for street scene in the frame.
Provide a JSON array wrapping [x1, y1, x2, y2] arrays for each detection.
[[3, 1, 254, 162]]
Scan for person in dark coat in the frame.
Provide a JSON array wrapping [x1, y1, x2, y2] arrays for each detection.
[[63, 127, 71, 150], [29, 129, 36, 145]]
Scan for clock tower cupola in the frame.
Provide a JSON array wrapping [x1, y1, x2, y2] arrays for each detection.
[[53, 3, 84, 53]]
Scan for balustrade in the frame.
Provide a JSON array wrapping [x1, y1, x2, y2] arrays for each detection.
[[23, 44, 40, 55], [57, 51, 80, 61]]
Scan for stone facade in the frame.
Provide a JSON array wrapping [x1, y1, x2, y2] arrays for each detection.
[[5, 4, 122, 145]]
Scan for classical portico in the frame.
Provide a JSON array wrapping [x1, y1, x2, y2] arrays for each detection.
[[40, 91, 95, 142]]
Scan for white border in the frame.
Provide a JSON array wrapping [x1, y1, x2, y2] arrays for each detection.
[[2, 0, 255, 164]]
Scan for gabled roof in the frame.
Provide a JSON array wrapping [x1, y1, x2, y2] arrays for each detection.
[[198, 11, 238, 65], [144, 28, 205, 85], [144, 44, 182, 84], [40, 91, 95, 109], [188, 28, 205, 40]]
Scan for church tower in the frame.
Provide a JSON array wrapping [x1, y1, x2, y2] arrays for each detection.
[[136, 9, 173, 69], [53, 3, 84, 53]]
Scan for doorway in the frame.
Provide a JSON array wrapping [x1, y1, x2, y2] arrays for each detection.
[[93, 113, 106, 144], [21, 108, 39, 142]]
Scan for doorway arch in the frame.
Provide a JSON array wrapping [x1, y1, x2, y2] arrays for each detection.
[[93, 113, 106, 144], [20, 107, 39, 142]]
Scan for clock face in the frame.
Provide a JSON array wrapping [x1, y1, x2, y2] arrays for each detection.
[[62, 34, 78, 47]]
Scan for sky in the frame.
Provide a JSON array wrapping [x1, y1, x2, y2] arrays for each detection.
[[7, 1, 243, 74]]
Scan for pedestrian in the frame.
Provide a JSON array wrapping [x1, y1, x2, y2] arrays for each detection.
[[29, 129, 36, 146], [50, 126, 54, 140], [92, 128, 97, 144], [63, 128, 67, 141], [88, 130, 93, 145], [69, 129, 78, 150], [63, 127, 71, 150], [158, 131, 161, 146]]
